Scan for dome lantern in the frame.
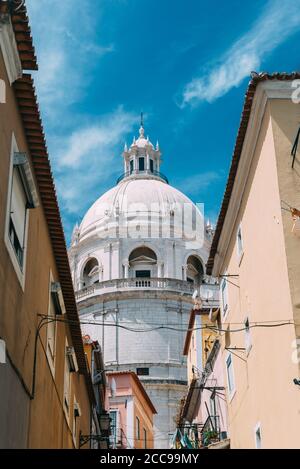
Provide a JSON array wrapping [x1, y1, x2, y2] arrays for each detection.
[[120, 118, 164, 184]]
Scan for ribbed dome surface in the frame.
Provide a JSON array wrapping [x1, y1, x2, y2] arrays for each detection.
[[80, 178, 196, 237]]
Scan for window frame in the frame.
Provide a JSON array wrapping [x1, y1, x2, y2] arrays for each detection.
[[138, 157, 145, 171], [4, 136, 30, 289], [46, 271, 58, 375], [109, 409, 119, 448], [237, 224, 244, 262], [254, 423, 262, 449], [135, 270, 151, 278], [244, 316, 252, 355], [130, 159, 134, 174], [72, 398, 81, 448], [143, 428, 147, 449], [221, 276, 229, 318], [63, 339, 72, 421], [136, 416, 140, 441], [225, 352, 236, 401], [136, 368, 150, 376]]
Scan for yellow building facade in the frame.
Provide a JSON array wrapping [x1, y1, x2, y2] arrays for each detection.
[[207, 73, 300, 449]]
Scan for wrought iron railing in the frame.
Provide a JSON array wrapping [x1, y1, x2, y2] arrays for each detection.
[[201, 415, 220, 447]]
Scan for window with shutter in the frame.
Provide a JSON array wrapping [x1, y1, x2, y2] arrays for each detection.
[[9, 168, 27, 268], [64, 345, 71, 417], [5, 137, 39, 288]]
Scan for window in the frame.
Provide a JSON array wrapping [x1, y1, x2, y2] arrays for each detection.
[[150, 159, 154, 172], [136, 416, 140, 441], [137, 368, 149, 376], [221, 278, 229, 316], [226, 353, 235, 398], [139, 157, 145, 171], [110, 410, 119, 448], [237, 225, 244, 259], [143, 428, 147, 449], [5, 140, 38, 288], [73, 400, 81, 447], [136, 270, 151, 278], [64, 342, 71, 417], [0, 78, 5, 104], [255, 424, 262, 449], [130, 159, 134, 174], [9, 167, 27, 268], [46, 275, 57, 372], [244, 317, 252, 354]]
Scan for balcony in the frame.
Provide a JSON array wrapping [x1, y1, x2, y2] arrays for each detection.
[[201, 415, 221, 447], [116, 169, 169, 185], [76, 277, 193, 301], [75, 278, 219, 305]]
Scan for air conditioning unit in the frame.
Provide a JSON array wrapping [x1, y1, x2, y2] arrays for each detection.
[[66, 346, 79, 373]]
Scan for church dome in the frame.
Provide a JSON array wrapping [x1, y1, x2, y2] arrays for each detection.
[[79, 178, 196, 240]]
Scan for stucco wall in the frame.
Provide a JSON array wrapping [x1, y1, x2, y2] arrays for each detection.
[[0, 48, 91, 449], [219, 101, 300, 448]]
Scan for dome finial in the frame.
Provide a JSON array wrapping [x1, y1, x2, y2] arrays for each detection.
[[139, 111, 145, 138]]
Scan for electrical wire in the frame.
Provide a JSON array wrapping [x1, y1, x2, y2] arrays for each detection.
[[38, 314, 296, 334]]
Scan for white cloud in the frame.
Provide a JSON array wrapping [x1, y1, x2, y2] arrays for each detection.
[[176, 171, 221, 198], [182, 0, 300, 105], [26, 0, 114, 114], [55, 108, 136, 215]]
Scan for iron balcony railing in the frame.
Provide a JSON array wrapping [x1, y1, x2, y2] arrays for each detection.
[[201, 415, 221, 447], [116, 169, 169, 185]]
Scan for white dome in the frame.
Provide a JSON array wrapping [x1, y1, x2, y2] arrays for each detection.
[[79, 178, 196, 238]]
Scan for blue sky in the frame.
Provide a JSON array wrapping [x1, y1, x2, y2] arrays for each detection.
[[26, 0, 300, 243]]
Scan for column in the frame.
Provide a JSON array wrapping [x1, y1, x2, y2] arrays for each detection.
[[156, 158, 160, 173], [157, 261, 164, 278], [182, 265, 187, 281], [134, 155, 138, 172], [123, 261, 130, 279], [124, 158, 129, 174]]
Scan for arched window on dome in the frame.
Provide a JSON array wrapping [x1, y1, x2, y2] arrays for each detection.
[[139, 157, 145, 171], [82, 258, 100, 288], [129, 247, 157, 279], [150, 159, 154, 173], [185, 255, 204, 286], [130, 159, 134, 174]]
